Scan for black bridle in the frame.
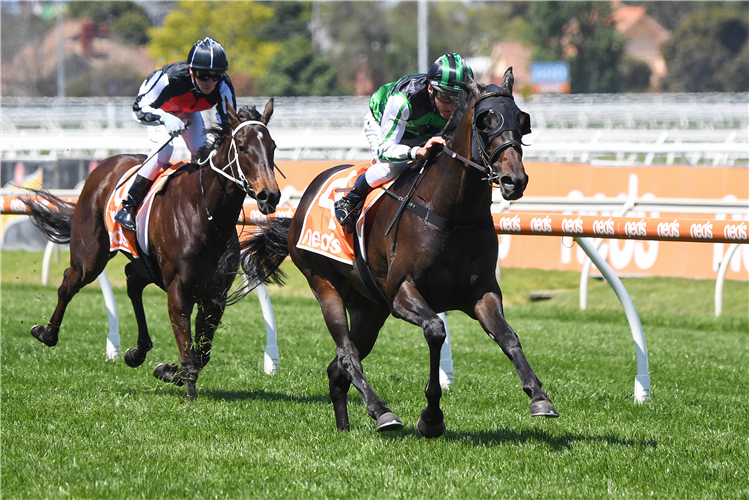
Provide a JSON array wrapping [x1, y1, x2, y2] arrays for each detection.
[[443, 86, 530, 185]]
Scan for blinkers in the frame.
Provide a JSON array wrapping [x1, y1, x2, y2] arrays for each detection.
[[471, 84, 531, 167]]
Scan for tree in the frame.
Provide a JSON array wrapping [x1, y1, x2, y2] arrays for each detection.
[[619, 56, 652, 92], [661, 6, 749, 92], [147, 1, 281, 82], [258, 35, 344, 96], [254, 2, 344, 96], [67, 1, 151, 44], [526, 2, 626, 93]]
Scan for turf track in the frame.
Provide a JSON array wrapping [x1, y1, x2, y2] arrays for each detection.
[[1, 250, 747, 499]]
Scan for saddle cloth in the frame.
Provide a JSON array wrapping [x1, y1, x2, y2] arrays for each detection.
[[296, 163, 391, 265], [105, 161, 189, 258]]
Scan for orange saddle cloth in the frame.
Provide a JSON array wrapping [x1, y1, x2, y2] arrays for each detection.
[[296, 163, 390, 265], [105, 161, 189, 258]]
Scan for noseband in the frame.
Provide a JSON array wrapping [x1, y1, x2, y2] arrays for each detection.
[[198, 119, 268, 197]]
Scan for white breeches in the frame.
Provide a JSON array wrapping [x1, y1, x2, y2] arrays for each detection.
[[136, 111, 206, 180], [363, 110, 409, 188]]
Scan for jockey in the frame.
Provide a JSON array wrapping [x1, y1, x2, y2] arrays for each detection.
[[334, 53, 473, 233], [114, 37, 237, 231]]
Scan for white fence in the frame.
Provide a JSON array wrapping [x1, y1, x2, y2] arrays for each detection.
[[2, 94, 747, 166]]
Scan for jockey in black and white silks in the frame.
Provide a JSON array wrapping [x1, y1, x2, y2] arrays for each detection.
[[115, 37, 237, 231]]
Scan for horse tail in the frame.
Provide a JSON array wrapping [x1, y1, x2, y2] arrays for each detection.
[[225, 217, 291, 305], [18, 189, 75, 245]]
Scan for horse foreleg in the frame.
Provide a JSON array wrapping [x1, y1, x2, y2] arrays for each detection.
[[474, 291, 559, 418], [155, 279, 198, 400], [311, 276, 393, 431], [194, 300, 224, 371], [391, 280, 447, 438], [123, 263, 153, 368]]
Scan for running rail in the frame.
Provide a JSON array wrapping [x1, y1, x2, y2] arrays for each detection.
[[3, 196, 747, 402]]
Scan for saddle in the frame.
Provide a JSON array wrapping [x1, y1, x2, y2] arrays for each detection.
[[295, 163, 392, 304], [105, 161, 189, 258]]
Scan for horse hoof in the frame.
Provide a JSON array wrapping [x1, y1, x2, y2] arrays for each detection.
[[417, 417, 446, 438], [375, 412, 403, 432], [530, 400, 559, 418], [30, 324, 58, 347], [124, 348, 145, 368], [153, 363, 184, 387]]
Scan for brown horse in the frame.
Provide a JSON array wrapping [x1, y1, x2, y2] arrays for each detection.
[[243, 70, 558, 437], [22, 101, 280, 400]]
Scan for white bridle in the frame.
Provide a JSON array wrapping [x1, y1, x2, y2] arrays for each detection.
[[197, 119, 268, 196]]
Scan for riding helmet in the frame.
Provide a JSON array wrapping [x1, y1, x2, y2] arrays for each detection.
[[188, 37, 228, 72], [427, 53, 473, 97]]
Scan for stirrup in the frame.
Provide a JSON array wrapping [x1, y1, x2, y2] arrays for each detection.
[[335, 198, 362, 234], [114, 205, 136, 231]]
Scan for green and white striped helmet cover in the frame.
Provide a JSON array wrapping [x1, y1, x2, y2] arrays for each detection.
[[427, 53, 474, 95]]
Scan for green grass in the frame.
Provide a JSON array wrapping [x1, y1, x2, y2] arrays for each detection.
[[1, 250, 748, 499]]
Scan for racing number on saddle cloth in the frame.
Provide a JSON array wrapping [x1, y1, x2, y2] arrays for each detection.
[[319, 169, 360, 231]]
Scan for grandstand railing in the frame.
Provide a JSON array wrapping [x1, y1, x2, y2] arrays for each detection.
[[3, 94, 747, 166]]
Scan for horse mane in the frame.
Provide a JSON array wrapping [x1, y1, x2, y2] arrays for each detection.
[[196, 105, 265, 163], [441, 81, 486, 143]]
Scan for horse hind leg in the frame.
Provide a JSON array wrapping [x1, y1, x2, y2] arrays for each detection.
[[31, 260, 101, 347], [312, 277, 395, 431], [123, 263, 153, 368], [474, 291, 559, 418]]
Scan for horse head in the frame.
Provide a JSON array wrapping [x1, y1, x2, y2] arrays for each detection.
[[466, 68, 530, 201], [223, 99, 281, 214]]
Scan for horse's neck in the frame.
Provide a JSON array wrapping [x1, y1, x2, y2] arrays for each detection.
[[201, 152, 246, 224], [422, 130, 493, 220]]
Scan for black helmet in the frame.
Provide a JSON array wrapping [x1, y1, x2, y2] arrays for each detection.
[[427, 53, 473, 97], [188, 37, 228, 72]]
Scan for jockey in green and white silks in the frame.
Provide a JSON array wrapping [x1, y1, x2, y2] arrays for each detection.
[[335, 53, 473, 233]]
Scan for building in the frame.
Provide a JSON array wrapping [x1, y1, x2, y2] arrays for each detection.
[[611, 2, 671, 90]]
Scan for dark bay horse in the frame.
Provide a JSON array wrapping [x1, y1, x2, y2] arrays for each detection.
[[243, 70, 558, 437], [22, 101, 280, 400]]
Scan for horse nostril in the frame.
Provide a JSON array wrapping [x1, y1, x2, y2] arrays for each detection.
[[256, 190, 268, 202]]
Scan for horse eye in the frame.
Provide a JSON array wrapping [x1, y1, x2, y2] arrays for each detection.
[[238, 145, 248, 153], [478, 110, 499, 132]]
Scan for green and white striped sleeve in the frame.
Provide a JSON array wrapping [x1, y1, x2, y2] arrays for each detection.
[[377, 92, 413, 163]]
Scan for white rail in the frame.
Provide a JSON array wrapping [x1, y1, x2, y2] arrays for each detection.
[[3, 127, 747, 166], [5, 190, 746, 403]]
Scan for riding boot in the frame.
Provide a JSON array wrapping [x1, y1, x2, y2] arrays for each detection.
[[114, 175, 153, 231], [334, 173, 373, 233]]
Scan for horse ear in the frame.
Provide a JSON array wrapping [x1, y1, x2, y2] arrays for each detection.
[[225, 98, 239, 127], [501, 67, 514, 95], [465, 71, 481, 99], [261, 98, 274, 125]]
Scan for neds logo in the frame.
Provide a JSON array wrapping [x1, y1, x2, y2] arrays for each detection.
[[592, 218, 614, 236], [689, 221, 713, 239], [723, 222, 747, 241], [497, 215, 521, 232], [656, 220, 680, 238], [530, 215, 552, 233], [624, 219, 647, 237], [561, 216, 583, 234]]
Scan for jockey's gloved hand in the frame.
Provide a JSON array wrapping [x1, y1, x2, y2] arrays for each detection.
[[161, 113, 186, 138]]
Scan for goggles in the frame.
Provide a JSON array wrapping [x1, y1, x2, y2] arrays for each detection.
[[194, 70, 223, 82], [435, 90, 459, 104]]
